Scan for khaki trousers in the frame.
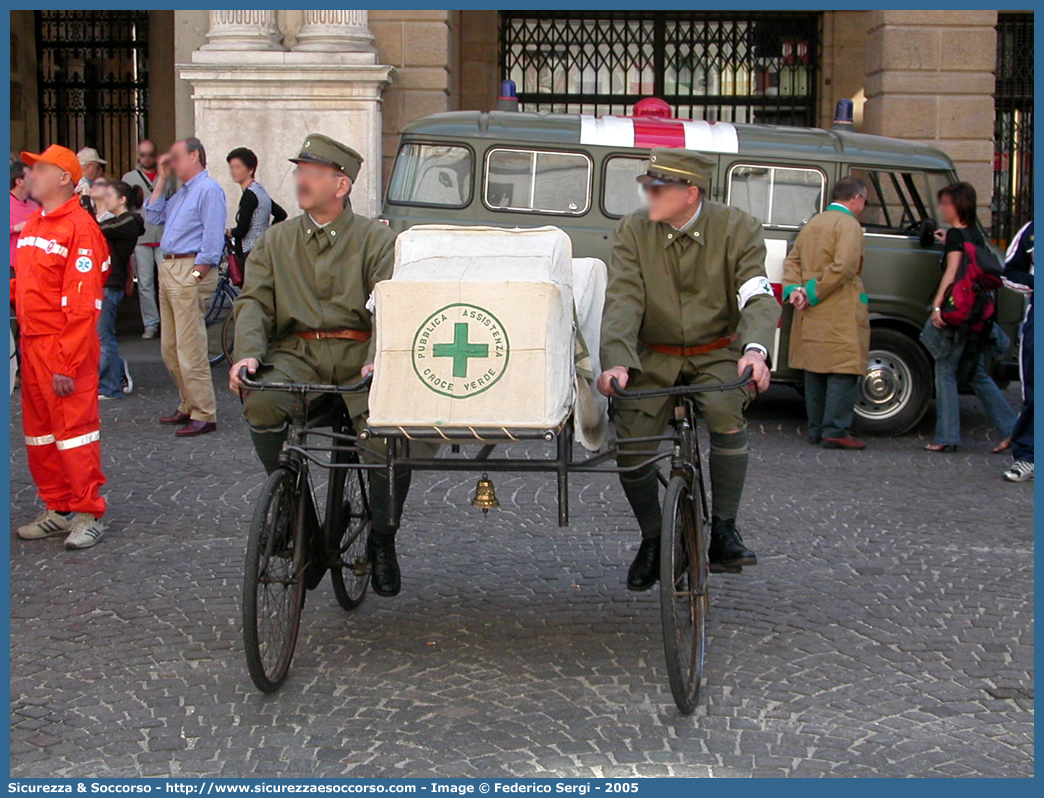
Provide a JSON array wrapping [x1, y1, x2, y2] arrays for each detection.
[[158, 256, 218, 422]]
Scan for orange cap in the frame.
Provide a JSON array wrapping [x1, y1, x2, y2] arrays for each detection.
[[21, 145, 83, 184]]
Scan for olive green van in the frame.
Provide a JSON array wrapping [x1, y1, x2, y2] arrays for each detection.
[[379, 108, 1022, 436]]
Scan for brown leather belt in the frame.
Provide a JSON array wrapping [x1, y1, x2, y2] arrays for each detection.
[[163, 252, 198, 261], [295, 329, 371, 342], [643, 334, 736, 358]]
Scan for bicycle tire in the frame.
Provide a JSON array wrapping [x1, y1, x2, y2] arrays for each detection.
[[660, 474, 708, 714], [207, 283, 238, 365], [329, 457, 372, 611], [220, 310, 235, 364], [243, 467, 306, 693]]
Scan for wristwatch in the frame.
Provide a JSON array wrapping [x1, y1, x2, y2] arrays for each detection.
[[191, 268, 203, 280]]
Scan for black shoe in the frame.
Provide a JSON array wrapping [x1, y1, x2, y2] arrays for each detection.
[[366, 533, 401, 597], [627, 538, 660, 591], [807, 433, 822, 445], [709, 517, 757, 570]]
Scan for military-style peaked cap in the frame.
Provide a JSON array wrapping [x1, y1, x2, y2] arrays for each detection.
[[290, 133, 364, 181], [637, 148, 715, 191]]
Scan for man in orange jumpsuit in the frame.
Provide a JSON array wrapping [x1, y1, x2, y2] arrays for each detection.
[[13, 144, 109, 549]]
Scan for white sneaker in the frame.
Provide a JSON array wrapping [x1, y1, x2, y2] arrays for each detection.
[[1003, 461, 1034, 482], [121, 361, 134, 394], [64, 513, 106, 549], [17, 509, 75, 539]]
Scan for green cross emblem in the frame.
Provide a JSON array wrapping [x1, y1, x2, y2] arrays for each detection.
[[433, 322, 489, 378]]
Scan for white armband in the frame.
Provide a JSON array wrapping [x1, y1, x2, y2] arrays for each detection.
[[738, 276, 774, 309], [743, 343, 769, 360]]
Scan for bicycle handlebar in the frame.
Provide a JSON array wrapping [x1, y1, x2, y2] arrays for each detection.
[[238, 367, 373, 394], [611, 366, 754, 399]]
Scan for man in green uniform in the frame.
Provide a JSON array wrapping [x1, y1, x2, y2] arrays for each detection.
[[229, 133, 414, 597], [597, 148, 780, 591]]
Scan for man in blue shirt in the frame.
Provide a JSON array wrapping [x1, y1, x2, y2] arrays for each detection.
[[144, 137, 227, 436]]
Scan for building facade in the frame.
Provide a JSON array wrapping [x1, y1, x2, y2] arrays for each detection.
[[9, 9, 1033, 239]]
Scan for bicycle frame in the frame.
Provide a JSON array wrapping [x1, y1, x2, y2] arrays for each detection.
[[239, 367, 752, 529]]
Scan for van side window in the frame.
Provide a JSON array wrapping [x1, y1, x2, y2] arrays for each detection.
[[727, 164, 824, 227], [603, 156, 649, 218], [484, 148, 591, 215], [847, 168, 936, 235], [387, 143, 473, 208]]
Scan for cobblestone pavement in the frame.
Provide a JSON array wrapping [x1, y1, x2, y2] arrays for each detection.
[[10, 340, 1033, 778]]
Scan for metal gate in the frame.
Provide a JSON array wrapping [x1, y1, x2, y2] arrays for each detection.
[[499, 11, 820, 126], [35, 10, 150, 179], [993, 13, 1033, 244]]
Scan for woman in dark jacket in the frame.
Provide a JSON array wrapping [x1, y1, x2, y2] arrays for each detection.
[[922, 182, 1015, 452], [226, 147, 286, 269], [97, 181, 146, 399]]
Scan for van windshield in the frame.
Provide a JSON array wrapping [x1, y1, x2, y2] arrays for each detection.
[[387, 143, 473, 207]]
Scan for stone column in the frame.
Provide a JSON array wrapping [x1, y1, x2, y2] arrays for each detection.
[[179, 10, 393, 218], [863, 10, 998, 226], [293, 10, 375, 54], [199, 10, 283, 51]]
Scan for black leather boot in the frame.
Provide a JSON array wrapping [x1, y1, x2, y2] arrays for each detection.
[[627, 538, 660, 591], [366, 467, 413, 598], [366, 531, 401, 597], [709, 517, 757, 570]]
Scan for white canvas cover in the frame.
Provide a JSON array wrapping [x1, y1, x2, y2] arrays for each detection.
[[571, 258, 609, 451], [369, 226, 576, 430], [392, 225, 573, 285]]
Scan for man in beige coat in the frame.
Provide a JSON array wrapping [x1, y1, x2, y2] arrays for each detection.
[[782, 177, 871, 449]]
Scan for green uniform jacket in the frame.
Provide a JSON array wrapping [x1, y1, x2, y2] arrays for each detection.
[[600, 201, 781, 410], [233, 208, 396, 370], [781, 207, 870, 375]]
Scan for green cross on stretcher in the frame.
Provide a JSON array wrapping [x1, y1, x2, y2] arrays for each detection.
[[433, 322, 489, 378]]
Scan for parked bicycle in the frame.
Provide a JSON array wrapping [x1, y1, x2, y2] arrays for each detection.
[[204, 237, 240, 365]]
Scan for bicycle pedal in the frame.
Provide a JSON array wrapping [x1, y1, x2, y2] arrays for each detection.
[[710, 563, 742, 574]]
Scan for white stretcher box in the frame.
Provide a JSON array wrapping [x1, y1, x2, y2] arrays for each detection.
[[368, 226, 576, 431], [570, 257, 609, 451]]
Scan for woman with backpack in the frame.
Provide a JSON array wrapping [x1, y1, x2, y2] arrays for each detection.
[[921, 182, 1015, 452]]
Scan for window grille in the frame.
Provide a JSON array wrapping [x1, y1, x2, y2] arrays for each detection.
[[500, 11, 820, 126]]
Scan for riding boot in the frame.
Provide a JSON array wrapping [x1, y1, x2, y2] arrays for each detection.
[[250, 426, 289, 475], [366, 467, 414, 597], [619, 464, 662, 590], [709, 517, 757, 569]]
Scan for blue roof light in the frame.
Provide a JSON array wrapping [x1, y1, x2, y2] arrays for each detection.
[[834, 98, 854, 125], [499, 80, 517, 100]]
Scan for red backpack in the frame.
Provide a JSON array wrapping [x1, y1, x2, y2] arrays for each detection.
[[940, 232, 1003, 332]]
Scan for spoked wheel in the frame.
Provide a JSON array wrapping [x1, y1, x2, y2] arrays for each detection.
[[207, 283, 237, 365], [660, 474, 708, 714], [329, 454, 372, 610], [220, 311, 235, 365], [243, 467, 307, 693]]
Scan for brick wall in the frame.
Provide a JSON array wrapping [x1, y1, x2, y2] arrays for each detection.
[[459, 10, 500, 112], [818, 11, 868, 129], [863, 10, 998, 226], [370, 10, 456, 191]]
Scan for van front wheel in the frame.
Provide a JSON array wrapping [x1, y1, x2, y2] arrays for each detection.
[[853, 328, 932, 437]]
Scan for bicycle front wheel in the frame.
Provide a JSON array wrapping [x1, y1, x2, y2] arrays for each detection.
[[660, 474, 708, 714], [243, 467, 306, 693]]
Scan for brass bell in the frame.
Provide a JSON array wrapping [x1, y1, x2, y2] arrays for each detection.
[[471, 473, 500, 514]]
